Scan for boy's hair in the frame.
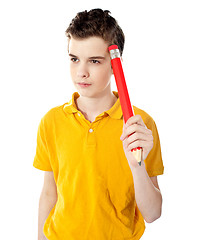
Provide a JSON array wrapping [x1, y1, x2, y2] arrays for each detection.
[[65, 8, 125, 56]]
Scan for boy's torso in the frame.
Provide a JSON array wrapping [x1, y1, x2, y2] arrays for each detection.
[[35, 91, 155, 239]]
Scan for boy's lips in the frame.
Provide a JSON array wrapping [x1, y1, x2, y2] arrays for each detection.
[[77, 82, 92, 87]]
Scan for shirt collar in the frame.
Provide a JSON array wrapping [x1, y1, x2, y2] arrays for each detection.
[[63, 91, 123, 120]]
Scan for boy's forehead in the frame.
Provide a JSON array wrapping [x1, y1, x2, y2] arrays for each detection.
[[68, 36, 109, 57]]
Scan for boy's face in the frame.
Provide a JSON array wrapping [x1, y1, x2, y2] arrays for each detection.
[[68, 36, 113, 98]]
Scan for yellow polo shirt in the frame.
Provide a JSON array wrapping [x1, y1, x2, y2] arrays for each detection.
[[33, 91, 164, 240]]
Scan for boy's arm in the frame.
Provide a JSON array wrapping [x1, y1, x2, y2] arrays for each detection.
[[38, 171, 57, 240], [130, 163, 162, 223], [120, 115, 162, 223]]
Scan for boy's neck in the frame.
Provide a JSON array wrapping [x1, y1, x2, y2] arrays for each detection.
[[76, 90, 117, 122]]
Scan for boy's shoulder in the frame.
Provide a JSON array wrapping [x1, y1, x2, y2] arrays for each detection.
[[133, 105, 155, 127], [42, 92, 78, 122], [41, 101, 69, 126], [40, 98, 156, 130], [44, 103, 65, 118]]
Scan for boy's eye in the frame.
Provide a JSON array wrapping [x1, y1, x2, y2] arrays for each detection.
[[70, 57, 78, 62], [91, 60, 100, 64]]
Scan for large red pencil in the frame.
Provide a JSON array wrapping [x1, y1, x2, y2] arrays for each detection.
[[108, 45, 142, 166]]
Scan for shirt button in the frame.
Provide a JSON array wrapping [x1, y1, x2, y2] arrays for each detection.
[[89, 128, 93, 133], [78, 113, 81, 116]]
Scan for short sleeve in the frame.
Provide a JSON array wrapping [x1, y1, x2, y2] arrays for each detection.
[[144, 118, 164, 177], [33, 117, 53, 171]]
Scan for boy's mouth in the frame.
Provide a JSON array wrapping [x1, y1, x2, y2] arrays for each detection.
[[77, 82, 92, 88]]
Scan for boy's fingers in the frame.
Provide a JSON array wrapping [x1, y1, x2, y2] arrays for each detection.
[[127, 132, 152, 143], [121, 115, 149, 141], [125, 115, 146, 128], [120, 124, 151, 141]]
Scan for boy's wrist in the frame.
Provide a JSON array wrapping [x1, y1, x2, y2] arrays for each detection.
[[129, 160, 146, 173]]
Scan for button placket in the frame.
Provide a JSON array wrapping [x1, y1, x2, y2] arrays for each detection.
[[85, 123, 97, 146]]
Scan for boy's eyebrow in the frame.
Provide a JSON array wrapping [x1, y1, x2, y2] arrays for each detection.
[[89, 56, 105, 60], [69, 53, 105, 60], [69, 53, 78, 58]]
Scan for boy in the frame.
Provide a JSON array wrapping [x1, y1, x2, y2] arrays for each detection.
[[33, 9, 164, 240]]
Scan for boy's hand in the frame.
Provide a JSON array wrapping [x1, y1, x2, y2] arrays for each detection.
[[120, 115, 153, 168]]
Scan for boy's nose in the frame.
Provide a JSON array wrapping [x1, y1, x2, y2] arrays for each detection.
[[77, 64, 89, 78]]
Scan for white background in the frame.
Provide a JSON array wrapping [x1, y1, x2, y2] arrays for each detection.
[[1, 0, 197, 239]]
